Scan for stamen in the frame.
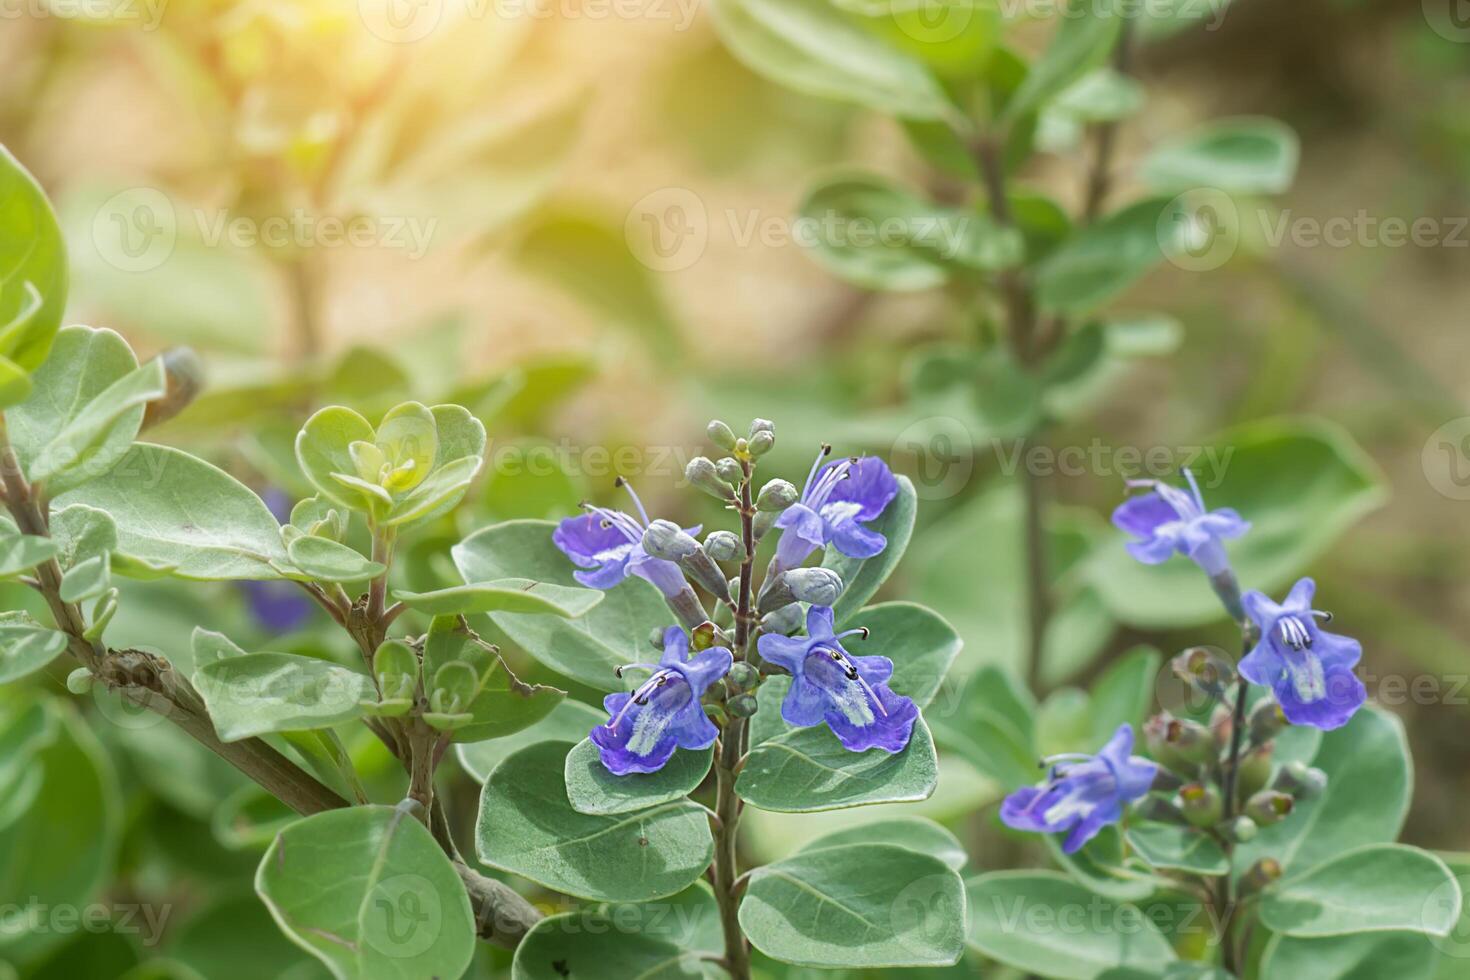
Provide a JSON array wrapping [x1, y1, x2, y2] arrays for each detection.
[[800, 444, 833, 499], [1182, 468, 1205, 512], [614, 662, 662, 679], [1277, 616, 1313, 650], [807, 457, 856, 510], [1312, 610, 1334, 623], [615, 477, 651, 525], [835, 627, 870, 641], [606, 669, 679, 727], [582, 503, 643, 542]]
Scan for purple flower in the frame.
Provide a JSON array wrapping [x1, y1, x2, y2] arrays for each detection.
[[773, 449, 898, 570], [1112, 470, 1248, 578], [756, 605, 918, 753], [553, 482, 695, 598], [1239, 578, 1365, 730], [240, 489, 312, 634], [590, 627, 732, 775], [1000, 724, 1157, 854]]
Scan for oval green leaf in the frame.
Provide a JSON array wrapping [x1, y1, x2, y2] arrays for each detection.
[[564, 737, 713, 817], [1259, 844, 1460, 938], [195, 652, 374, 741], [392, 578, 603, 618]]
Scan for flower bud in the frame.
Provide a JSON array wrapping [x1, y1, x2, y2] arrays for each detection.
[[727, 662, 759, 690], [1135, 795, 1188, 826], [1170, 646, 1235, 700], [1209, 702, 1234, 752], [686, 456, 736, 501], [1180, 783, 1223, 828], [704, 530, 745, 563], [1247, 697, 1287, 744], [643, 520, 700, 562], [142, 346, 204, 431], [753, 510, 777, 540], [749, 418, 774, 438], [1244, 790, 1294, 826], [756, 479, 798, 512], [707, 419, 737, 450], [727, 693, 759, 718], [715, 457, 744, 486], [761, 603, 804, 635], [747, 430, 775, 456], [1144, 714, 1189, 771], [647, 627, 666, 650], [1167, 717, 1217, 766], [1271, 761, 1328, 800], [1226, 815, 1258, 843], [1240, 857, 1283, 896], [66, 668, 93, 695], [1237, 743, 1275, 799], [759, 568, 843, 613]]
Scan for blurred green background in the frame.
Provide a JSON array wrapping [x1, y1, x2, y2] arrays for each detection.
[[2, 0, 1469, 976]]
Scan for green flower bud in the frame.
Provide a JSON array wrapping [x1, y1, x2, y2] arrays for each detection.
[[756, 479, 798, 512], [727, 662, 759, 690], [1166, 717, 1217, 766], [747, 430, 774, 456], [66, 668, 94, 695], [1180, 782, 1223, 828], [1247, 697, 1287, 744], [1226, 815, 1258, 843], [753, 510, 777, 540], [707, 419, 737, 450], [686, 456, 736, 501], [1237, 742, 1275, 799], [760, 603, 804, 635], [1170, 646, 1235, 700], [648, 627, 667, 649], [715, 457, 744, 486], [1244, 790, 1294, 826], [703, 530, 745, 562], [748, 418, 774, 438], [142, 346, 205, 431], [1271, 761, 1328, 800], [758, 568, 844, 613], [1240, 857, 1283, 896], [727, 693, 759, 718], [643, 519, 700, 562]]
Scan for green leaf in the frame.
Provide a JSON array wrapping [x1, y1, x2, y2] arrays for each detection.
[[824, 475, 918, 622], [452, 520, 670, 691], [832, 600, 960, 710], [0, 612, 68, 684], [1035, 197, 1187, 315], [285, 536, 384, 583], [564, 738, 713, 817], [50, 503, 117, 569], [738, 678, 939, 812], [928, 664, 1038, 791], [392, 578, 602, 618], [797, 176, 1020, 291], [58, 444, 292, 580], [1053, 67, 1145, 122], [1046, 825, 1166, 902], [740, 843, 965, 968], [1127, 824, 1228, 876], [58, 553, 110, 603], [1234, 706, 1409, 876], [1087, 418, 1387, 628], [295, 406, 377, 512], [711, 0, 955, 121], [0, 146, 67, 372], [420, 617, 564, 743], [195, 652, 374, 741], [1003, 5, 1122, 123], [456, 699, 604, 782], [1259, 844, 1460, 938], [0, 354, 31, 409], [256, 804, 476, 980], [1140, 117, 1300, 194], [0, 519, 59, 577], [1260, 932, 1440, 980], [965, 871, 1175, 979], [9, 325, 160, 496], [804, 816, 967, 871], [512, 883, 722, 980], [1087, 646, 1161, 747], [475, 740, 713, 902], [191, 626, 247, 674]]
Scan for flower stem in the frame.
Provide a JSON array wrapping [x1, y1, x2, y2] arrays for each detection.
[[711, 455, 757, 980]]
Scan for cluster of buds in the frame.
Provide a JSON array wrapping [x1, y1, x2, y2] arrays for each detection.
[[1142, 647, 1327, 844]]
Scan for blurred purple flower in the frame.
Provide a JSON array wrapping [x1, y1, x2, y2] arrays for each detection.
[[755, 604, 917, 753], [773, 449, 899, 569], [1240, 577, 1365, 730], [239, 489, 312, 635], [553, 481, 694, 598], [1112, 470, 1248, 578], [590, 627, 731, 775], [1000, 724, 1158, 854]]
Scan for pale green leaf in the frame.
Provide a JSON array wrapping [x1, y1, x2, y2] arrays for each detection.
[[564, 738, 712, 817], [195, 652, 374, 741], [1259, 844, 1460, 938]]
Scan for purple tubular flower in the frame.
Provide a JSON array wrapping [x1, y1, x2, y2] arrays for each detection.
[[1000, 724, 1158, 854], [773, 449, 899, 569], [1239, 578, 1365, 730], [553, 482, 696, 598], [1112, 470, 1249, 577], [590, 627, 732, 775], [755, 605, 918, 753]]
